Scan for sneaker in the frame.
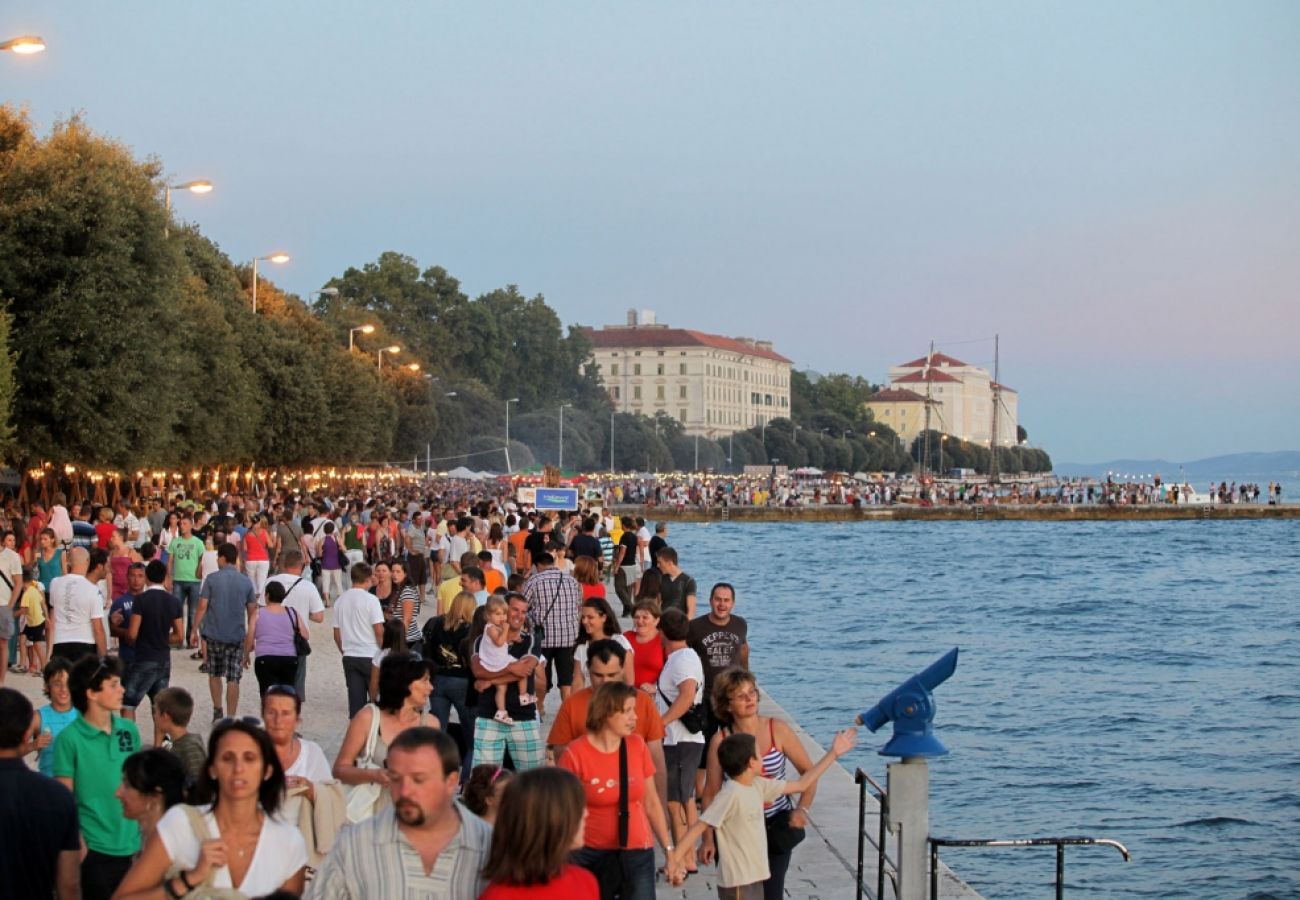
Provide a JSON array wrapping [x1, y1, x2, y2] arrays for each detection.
[[198, 663, 209, 674], [213, 708, 224, 722], [493, 709, 515, 725]]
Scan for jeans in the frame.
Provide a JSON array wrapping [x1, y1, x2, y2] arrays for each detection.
[[429, 674, 475, 777], [572, 846, 655, 900], [122, 659, 171, 709], [342, 656, 372, 718], [173, 581, 201, 638]]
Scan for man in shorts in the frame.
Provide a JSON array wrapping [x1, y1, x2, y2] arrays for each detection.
[[192, 544, 256, 720], [123, 561, 184, 722]]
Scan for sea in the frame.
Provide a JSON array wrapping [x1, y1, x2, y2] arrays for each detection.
[[672, 519, 1300, 899]]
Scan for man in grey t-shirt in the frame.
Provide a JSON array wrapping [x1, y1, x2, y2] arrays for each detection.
[[193, 544, 256, 720]]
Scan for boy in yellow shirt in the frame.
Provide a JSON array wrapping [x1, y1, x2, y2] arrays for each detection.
[[17, 572, 48, 676]]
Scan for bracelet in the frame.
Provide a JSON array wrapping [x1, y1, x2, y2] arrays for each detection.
[[180, 870, 196, 890]]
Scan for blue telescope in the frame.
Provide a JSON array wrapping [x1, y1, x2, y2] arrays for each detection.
[[857, 648, 959, 758]]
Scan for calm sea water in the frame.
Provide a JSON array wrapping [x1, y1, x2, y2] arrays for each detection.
[[672, 520, 1300, 899]]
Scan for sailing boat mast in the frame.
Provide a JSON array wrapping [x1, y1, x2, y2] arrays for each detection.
[[988, 334, 1001, 485], [921, 340, 935, 476]]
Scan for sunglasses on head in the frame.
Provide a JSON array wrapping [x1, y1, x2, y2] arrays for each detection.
[[266, 684, 298, 698], [216, 715, 264, 728]]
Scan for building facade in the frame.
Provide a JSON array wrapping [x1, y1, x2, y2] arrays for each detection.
[[868, 352, 1019, 447], [583, 310, 792, 437]]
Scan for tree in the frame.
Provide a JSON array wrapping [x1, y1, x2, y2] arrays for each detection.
[[0, 303, 16, 461], [1016, 425, 1028, 444]]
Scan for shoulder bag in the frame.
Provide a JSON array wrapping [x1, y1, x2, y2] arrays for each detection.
[[163, 804, 248, 899], [285, 602, 311, 657], [657, 667, 705, 734], [344, 704, 385, 823]]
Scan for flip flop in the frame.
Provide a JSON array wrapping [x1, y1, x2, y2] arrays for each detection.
[[190, 651, 203, 660]]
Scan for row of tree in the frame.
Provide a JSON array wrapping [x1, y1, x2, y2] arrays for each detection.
[[0, 107, 1050, 477]]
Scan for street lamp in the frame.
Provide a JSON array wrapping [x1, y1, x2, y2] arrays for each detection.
[[377, 345, 401, 372], [505, 398, 520, 474], [163, 180, 212, 237], [250, 252, 290, 314], [347, 324, 375, 351], [558, 403, 573, 471], [406, 363, 421, 373], [939, 434, 948, 476], [0, 35, 45, 54], [309, 286, 339, 307]]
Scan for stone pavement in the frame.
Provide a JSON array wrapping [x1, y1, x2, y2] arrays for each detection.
[[6, 599, 981, 899]]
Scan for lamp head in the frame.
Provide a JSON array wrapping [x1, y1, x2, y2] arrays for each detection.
[[857, 648, 959, 759], [268, 253, 290, 264], [181, 180, 214, 194], [359, 324, 375, 334], [1, 35, 46, 54], [406, 363, 421, 372], [384, 345, 401, 354]]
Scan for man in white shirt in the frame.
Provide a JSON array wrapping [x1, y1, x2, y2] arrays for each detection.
[[47, 546, 108, 663], [332, 562, 384, 718], [0, 531, 24, 684], [264, 551, 326, 701], [655, 608, 707, 862]]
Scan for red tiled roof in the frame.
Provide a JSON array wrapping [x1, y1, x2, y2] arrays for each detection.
[[897, 352, 968, 368], [867, 388, 926, 403], [583, 326, 792, 363], [893, 369, 962, 384]]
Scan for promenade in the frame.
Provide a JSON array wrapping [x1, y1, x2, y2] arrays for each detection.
[[6, 605, 983, 899], [611, 502, 1300, 523]]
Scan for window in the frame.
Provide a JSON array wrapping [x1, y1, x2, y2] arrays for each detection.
[[633, 386, 642, 400], [634, 351, 641, 356], [678, 409, 686, 421], [610, 364, 619, 376], [679, 363, 687, 375], [656, 386, 665, 400], [611, 386, 620, 400], [679, 386, 687, 399], [657, 364, 664, 375], [765, 394, 773, 406], [634, 364, 641, 376]]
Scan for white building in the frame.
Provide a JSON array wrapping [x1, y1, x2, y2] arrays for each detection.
[[874, 352, 1019, 447], [584, 310, 792, 437]]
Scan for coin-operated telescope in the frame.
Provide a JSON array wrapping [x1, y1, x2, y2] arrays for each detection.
[[857, 647, 958, 758], [856, 648, 959, 900]]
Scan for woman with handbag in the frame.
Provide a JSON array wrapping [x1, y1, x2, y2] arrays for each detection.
[[423, 591, 477, 774], [653, 609, 707, 875], [246, 580, 307, 697], [559, 682, 683, 900], [702, 668, 820, 900], [113, 720, 308, 899], [331, 652, 438, 822]]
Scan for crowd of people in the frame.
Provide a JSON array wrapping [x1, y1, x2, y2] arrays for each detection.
[[0, 484, 858, 900]]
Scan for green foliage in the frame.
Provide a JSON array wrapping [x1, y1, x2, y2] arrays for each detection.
[[0, 302, 16, 460]]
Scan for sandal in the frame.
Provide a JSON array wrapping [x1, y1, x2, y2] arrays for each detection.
[[493, 709, 515, 725], [190, 651, 203, 660]]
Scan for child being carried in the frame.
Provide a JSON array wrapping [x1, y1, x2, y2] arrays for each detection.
[[479, 595, 536, 724]]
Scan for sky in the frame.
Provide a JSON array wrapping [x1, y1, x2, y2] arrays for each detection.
[[4, 1, 1297, 462]]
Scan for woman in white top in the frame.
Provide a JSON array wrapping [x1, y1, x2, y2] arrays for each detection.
[[262, 684, 339, 865], [114, 720, 308, 899], [571, 597, 635, 690]]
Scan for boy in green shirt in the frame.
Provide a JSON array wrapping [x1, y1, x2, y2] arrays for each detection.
[[54, 654, 141, 900], [166, 516, 205, 648]]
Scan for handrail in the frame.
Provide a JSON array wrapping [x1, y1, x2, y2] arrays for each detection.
[[929, 835, 1131, 900], [855, 768, 898, 900]]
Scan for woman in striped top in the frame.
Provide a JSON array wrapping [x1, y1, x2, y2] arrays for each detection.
[[702, 668, 821, 900], [390, 560, 423, 658]]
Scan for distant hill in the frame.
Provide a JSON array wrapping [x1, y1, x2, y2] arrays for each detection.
[[1054, 451, 1300, 482]]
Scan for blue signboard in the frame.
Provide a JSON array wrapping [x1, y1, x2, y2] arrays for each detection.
[[535, 487, 580, 511]]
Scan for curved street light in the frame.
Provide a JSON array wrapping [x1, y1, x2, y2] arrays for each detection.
[[251, 252, 290, 314], [163, 180, 213, 237], [505, 397, 520, 474], [0, 35, 45, 55], [347, 323, 375, 351], [377, 345, 401, 372]]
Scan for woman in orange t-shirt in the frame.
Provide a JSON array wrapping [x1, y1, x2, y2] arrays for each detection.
[[479, 767, 599, 900], [559, 682, 684, 898]]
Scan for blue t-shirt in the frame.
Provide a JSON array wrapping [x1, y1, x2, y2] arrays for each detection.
[[36, 705, 79, 777], [110, 594, 136, 664]]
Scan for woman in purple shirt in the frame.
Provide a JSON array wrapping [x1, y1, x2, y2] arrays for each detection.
[[248, 580, 308, 696]]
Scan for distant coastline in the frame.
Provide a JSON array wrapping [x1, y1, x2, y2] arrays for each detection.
[[1053, 450, 1299, 484]]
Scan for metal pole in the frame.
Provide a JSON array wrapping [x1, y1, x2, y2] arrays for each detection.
[[252, 257, 259, 315], [505, 400, 511, 475], [610, 411, 615, 473], [426, 443, 430, 475], [694, 432, 699, 470], [558, 405, 565, 471], [1056, 844, 1065, 900]]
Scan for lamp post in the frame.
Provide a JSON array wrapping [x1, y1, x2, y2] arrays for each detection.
[[377, 345, 401, 372], [939, 434, 948, 477], [250, 253, 290, 314], [348, 324, 375, 351], [504, 398, 520, 474], [0, 35, 45, 55], [610, 410, 615, 473], [163, 180, 212, 237], [558, 403, 572, 471]]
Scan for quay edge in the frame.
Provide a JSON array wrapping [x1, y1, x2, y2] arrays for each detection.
[[611, 503, 1300, 523]]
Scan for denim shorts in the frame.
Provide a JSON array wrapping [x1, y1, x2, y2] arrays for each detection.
[[122, 659, 171, 708]]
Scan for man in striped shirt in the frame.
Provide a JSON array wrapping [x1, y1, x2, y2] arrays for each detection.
[[309, 727, 490, 899]]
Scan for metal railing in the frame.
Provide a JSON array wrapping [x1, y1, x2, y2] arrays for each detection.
[[854, 768, 899, 900], [928, 836, 1131, 900]]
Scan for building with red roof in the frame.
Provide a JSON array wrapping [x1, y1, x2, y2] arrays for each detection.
[[870, 350, 1020, 447], [582, 310, 791, 437]]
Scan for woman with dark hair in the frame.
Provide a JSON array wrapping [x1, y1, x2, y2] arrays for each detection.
[[623, 601, 666, 695], [371, 559, 395, 617], [572, 555, 606, 601], [368, 618, 408, 702], [390, 559, 422, 658], [332, 652, 439, 817], [248, 580, 307, 696], [634, 568, 662, 608], [480, 767, 599, 899], [572, 597, 634, 691], [116, 748, 187, 850], [113, 720, 307, 898], [461, 763, 513, 825], [560, 682, 683, 899]]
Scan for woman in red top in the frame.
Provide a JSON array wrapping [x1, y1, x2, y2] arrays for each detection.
[[623, 600, 666, 697], [94, 506, 117, 549], [559, 682, 683, 899], [243, 513, 272, 599], [573, 555, 605, 601], [479, 767, 598, 900]]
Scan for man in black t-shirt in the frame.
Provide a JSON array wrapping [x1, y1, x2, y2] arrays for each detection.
[[612, 515, 640, 616], [648, 521, 669, 564], [469, 592, 547, 770], [124, 561, 184, 722], [568, 517, 603, 565], [523, 516, 552, 576], [656, 546, 697, 618]]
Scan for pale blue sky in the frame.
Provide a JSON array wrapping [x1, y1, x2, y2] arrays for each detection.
[[6, 1, 1297, 462]]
